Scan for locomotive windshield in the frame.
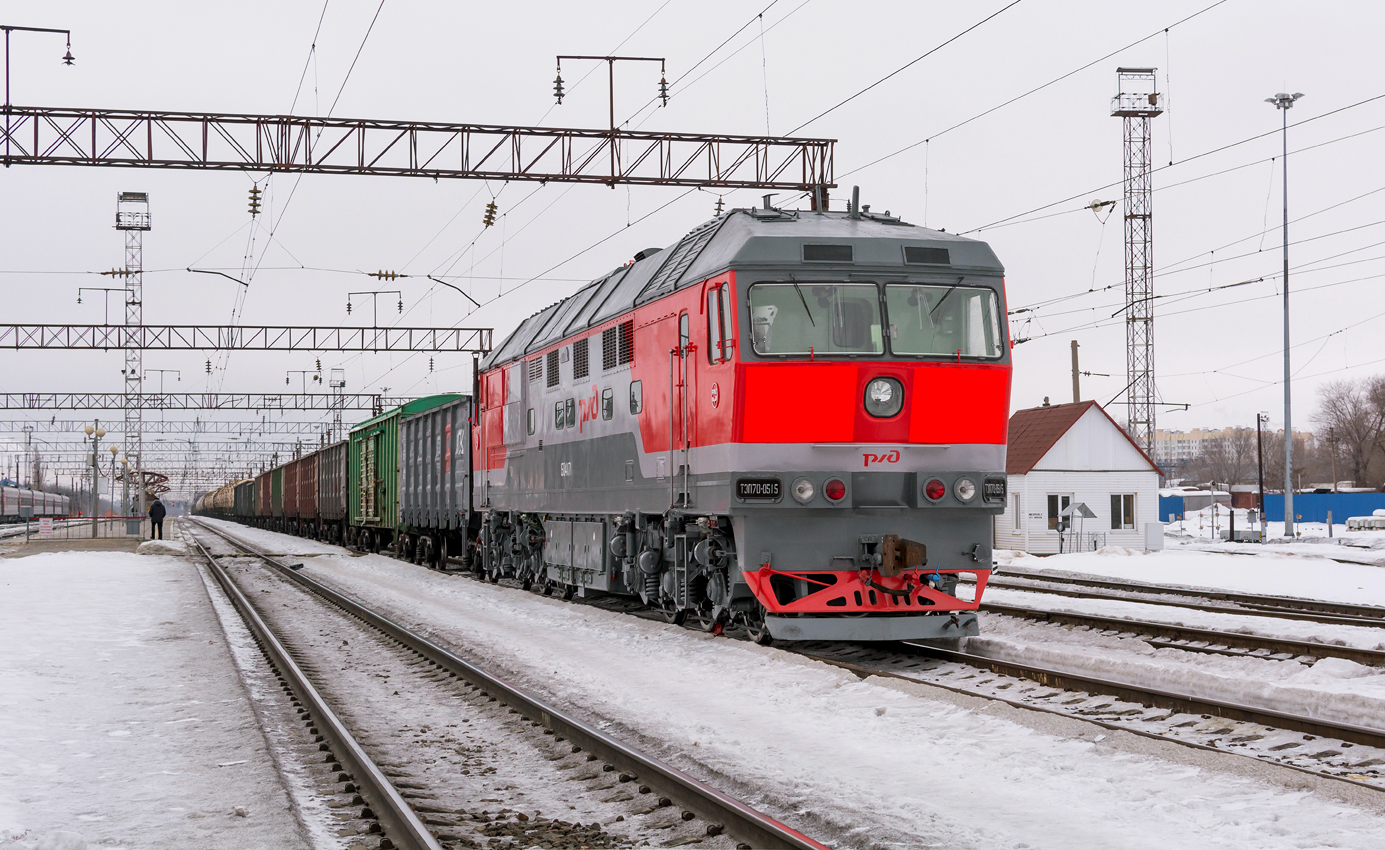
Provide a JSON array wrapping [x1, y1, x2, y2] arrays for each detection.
[[885, 284, 1003, 359], [748, 283, 883, 355]]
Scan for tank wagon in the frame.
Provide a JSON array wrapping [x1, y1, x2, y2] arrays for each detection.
[[198, 199, 1011, 643]]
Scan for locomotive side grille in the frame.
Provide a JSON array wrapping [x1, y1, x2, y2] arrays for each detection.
[[573, 338, 589, 379], [546, 350, 560, 387], [528, 358, 543, 383], [602, 320, 635, 370], [602, 326, 618, 370], [618, 320, 634, 365]]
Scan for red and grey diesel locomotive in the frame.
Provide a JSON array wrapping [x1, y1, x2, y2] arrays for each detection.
[[473, 199, 1010, 642]]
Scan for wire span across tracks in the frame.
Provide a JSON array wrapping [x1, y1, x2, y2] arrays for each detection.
[[0, 324, 492, 353], [188, 519, 831, 850], [0, 106, 835, 192]]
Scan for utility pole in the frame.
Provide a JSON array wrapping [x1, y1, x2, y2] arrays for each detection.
[[1111, 68, 1163, 457], [1266, 91, 1304, 536], [1071, 341, 1081, 403], [1326, 429, 1339, 491], [1256, 412, 1269, 540]]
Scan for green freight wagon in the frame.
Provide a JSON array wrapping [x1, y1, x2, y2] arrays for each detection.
[[348, 393, 462, 552]]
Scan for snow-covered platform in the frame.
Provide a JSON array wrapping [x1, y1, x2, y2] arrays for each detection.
[[0, 548, 309, 849]]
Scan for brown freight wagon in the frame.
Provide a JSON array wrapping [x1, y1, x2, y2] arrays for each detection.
[[283, 457, 301, 533], [297, 451, 320, 537], [317, 440, 349, 544]]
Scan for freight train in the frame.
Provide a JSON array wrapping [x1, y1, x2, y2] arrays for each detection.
[[0, 487, 73, 522], [197, 198, 1011, 643]]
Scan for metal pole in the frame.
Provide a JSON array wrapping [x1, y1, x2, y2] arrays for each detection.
[[90, 420, 99, 539], [1281, 103, 1294, 537], [1256, 412, 1267, 538], [1071, 340, 1081, 403]]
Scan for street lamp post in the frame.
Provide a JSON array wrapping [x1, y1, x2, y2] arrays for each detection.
[[1266, 91, 1304, 537], [83, 420, 104, 538]]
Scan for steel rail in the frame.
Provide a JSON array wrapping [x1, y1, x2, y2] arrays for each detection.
[[190, 519, 829, 850], [788, 645, 1385, 793], [981, 601, 1385, 667], [979, 575, 1384, 627], [186, 532, 444, 850], [895, 641, 1385, 750], [998, 568, 1385, 619]]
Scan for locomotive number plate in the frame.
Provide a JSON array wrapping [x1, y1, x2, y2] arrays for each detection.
[[737, 477, 782, 501]]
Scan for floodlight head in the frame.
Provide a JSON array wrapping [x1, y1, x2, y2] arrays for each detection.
[[1267, 92, 1305, 109]]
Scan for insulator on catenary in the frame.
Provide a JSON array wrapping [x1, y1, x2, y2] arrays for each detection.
[[248, 185, 262, 217], [482, 200, 498, 228], [553, 73, 565, 104]]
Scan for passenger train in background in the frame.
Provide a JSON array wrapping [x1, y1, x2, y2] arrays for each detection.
[[197, 196, 1012, 643], [0, 487, 73, 523]]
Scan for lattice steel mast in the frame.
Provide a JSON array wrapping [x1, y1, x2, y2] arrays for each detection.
[[1111, 69, 1162, 453], [115, 191, 149, 513]]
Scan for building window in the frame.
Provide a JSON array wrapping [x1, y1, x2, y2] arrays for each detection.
[[1111, 494, 1136, 530], [546, 350, 560, 388], [573, 338, 589, 379], [1012, 494, 1021, 530], [1047, 494, 1071, 531]]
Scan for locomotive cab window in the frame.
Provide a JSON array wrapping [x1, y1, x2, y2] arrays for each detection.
[[629, 380, 643, 414], [885, 283, 1003, 358], [707, 282, 735, 363], [554, 401, 565, 429], [527, 408, 536, 435], [601, 388, 614, 420], [748, 282, 883, 356]]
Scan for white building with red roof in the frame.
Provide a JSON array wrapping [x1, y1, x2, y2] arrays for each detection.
[[996, 399, 1163, 554]]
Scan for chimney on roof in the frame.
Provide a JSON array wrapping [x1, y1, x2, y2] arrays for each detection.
[[1043, 396, 1050, 407]]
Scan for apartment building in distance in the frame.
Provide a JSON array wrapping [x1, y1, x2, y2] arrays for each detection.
[[1153, 426, 1315, 469]]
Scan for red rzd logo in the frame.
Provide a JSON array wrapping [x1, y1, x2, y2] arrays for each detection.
[[861, 449, 901, 468]]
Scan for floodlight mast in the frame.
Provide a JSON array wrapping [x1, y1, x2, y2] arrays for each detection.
[[1265, 91, 1304, 537]]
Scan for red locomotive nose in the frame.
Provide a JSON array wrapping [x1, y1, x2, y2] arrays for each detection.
[[924, 478, 946, 501], [824, 478, 846, 502]]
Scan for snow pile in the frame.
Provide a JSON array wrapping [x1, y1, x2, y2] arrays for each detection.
[[137, 539, 187, 556]]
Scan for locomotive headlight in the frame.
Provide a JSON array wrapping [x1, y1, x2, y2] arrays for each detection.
[[864, 377, 904, 418], [791, 477, 816, 504], [955, 477, 977, 502]]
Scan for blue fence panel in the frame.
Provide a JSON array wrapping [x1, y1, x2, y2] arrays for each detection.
[[1263, 492, 1385, 524]]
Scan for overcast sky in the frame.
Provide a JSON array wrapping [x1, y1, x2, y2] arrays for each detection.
[[3, 0, 1381, 492]]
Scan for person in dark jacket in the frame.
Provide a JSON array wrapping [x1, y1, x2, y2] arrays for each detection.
[[148, 498, 166, 540]]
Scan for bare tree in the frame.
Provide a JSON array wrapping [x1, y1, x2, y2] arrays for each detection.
[[30, 452, 47, 491], [1313, 377, 1385, 488], [1203, 428, 1257, 485]]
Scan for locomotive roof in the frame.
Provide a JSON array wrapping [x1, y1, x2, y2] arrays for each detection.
[[483, 207, 1003, 370]]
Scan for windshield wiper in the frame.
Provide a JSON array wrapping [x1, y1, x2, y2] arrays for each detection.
[[928, 277, 964, 318], [790, 279, 816, 326]]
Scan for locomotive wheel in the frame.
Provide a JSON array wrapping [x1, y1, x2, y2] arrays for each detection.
[[540, 579, 555, 596], [743, 605, 773, 646], [661, 601, 687, 626], [560, 583, 576, 601], [695, 605, 724, 635]]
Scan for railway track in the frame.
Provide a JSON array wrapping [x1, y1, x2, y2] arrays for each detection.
[[980, 601, 1385, 667], [792, 640, 1385, 790], [187, 518, 829, 850], [973, 571, 1385, 628]]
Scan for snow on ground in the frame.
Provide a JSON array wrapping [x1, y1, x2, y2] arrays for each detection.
[[191, 523, 1385, 849], [197, 521, 344, 556], [0, 550, 309, 849], [996, 544, 1385, 607], [1168, 505, 1385, 565]]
